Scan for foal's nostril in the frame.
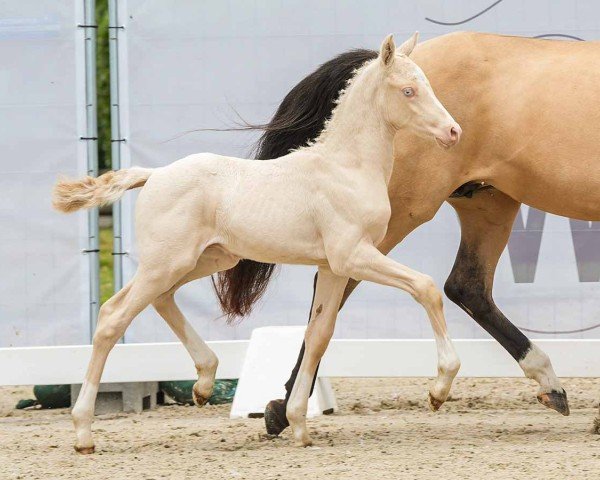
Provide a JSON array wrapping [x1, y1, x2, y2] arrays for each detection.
[[435, 124, 461, 147], [450, 127, 459, 141]]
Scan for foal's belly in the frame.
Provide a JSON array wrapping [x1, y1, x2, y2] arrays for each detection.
[[222, 201, 328, 265], [225, 223, 327, 266]]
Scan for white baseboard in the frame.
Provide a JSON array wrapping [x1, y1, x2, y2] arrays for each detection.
[[1, 338, 598, 386]]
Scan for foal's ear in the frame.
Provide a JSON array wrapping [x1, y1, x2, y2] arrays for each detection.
[[379, 34, 396, 67], [398, 31, 419, 57]]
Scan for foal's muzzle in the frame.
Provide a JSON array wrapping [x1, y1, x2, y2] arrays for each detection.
[[435, 122, 462, 148]]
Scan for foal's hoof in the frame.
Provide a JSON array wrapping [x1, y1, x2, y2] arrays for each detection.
[[264, 399, 289, 436], [74, 444, 95, 455], [537, 390, 570, 416], [428, 392, 444, 412], [192, 386, 210, 408], [297, 437, 314, 448]]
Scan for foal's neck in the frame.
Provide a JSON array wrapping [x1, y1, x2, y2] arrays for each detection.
[[305, 65, 396, 182]]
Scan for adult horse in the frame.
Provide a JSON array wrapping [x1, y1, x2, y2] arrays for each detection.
[[213, 31, 600, 435]]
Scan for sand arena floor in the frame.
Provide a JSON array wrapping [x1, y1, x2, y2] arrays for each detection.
[[1, 377, 599, 479]]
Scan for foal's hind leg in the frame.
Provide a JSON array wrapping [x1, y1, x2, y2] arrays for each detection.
[[71, 233, 206, 453], [72, 268, 192, 453], [153, 247, 239, 407]]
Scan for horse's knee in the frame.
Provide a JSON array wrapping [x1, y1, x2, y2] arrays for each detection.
[[412, 274, 443, 309], [444, 269, 485, 316]]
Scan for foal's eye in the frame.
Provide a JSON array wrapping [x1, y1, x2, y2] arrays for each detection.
[[402, 87, 414, 97]]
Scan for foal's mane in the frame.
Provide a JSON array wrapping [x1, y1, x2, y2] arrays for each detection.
[[212, 48, 378, 319], [299, 59, 376, 149]]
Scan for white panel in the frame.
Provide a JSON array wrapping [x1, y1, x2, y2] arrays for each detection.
[[117, 0, 600, 342], [230, 327, 337, 418], [2, 339, 600, 385], [0, 1, 90, 346]]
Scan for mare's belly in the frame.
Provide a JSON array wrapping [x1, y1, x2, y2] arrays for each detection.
[[496, 158, 600, 221]]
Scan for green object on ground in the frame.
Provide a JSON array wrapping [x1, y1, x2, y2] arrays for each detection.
[[159, 379, 238, 405], [159, 380, 195, 405], [33, 384, 71, 409], [209, 379, 238, 405], [15, 399, 37, 409]]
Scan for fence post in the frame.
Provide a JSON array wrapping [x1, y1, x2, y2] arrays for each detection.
[[82, 0, 100, 340], [108, 0, 124, 297]]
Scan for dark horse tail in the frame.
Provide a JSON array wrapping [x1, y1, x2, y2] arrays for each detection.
[[211, 48, 378, 319]]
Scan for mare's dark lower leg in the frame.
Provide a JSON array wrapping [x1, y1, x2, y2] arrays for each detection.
[[445, 191, 568, 415]]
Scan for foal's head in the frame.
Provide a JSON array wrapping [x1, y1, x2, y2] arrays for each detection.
[[375, 33, 461, 148]]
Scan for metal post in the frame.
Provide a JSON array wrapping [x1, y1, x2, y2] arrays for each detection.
[[108, 0, 124, 294], [82, 0, 100, 340]]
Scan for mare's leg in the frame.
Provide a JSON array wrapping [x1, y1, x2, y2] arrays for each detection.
[[286, 267, 348, 446], [329, 241, 461, 409], [445, 190, 568, 414], [152, 247, 239, 406]]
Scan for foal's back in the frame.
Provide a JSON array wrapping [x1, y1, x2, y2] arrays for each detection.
[[137, 151, 331, 264]]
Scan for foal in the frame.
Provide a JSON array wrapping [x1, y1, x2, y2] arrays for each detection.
[[54, 33, 461, 452]]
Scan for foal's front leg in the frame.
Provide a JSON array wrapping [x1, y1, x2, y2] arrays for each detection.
[[331, 242, 461, 409], [286, 267, 348, 446]]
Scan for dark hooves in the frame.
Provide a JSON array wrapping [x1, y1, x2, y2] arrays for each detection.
[[264, 399, 289, 436], [428, 392, 444, 412], [537, 390, 570, 416], [592, 417, 600, 435]]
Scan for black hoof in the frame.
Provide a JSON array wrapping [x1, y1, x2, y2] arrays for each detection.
[[592, 417, 600, 435], [264, 399, 289, 436], [537, 390, 570, 416]]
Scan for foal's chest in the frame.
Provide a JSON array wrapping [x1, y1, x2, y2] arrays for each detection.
[[347, 183, 392, 241]]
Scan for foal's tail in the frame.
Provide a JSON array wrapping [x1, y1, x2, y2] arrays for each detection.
[[52, 167, 154, 213]]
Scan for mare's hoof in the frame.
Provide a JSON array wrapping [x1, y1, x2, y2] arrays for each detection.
[[74, 445, 95, 455], [592, 417, 600, 435], [428, 392, 444, 412], [537, 390, 570, 416], [264, 399, 289, 436]]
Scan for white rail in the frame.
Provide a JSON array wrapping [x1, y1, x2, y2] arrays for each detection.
[[1, 339, 598, 386]]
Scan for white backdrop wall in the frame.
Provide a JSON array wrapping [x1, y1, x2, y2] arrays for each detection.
[[0, 1, 91, 347], [116, 0, 600, 343]]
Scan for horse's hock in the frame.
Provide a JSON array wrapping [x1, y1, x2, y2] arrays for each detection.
[[71, 382, 160, 414]]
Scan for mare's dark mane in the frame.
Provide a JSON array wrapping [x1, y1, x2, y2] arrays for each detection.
[[212, 49, 378, 319]]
